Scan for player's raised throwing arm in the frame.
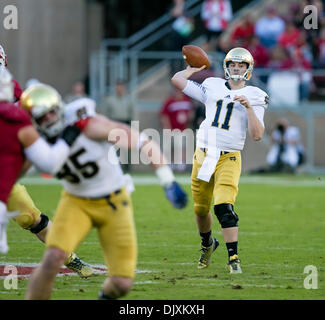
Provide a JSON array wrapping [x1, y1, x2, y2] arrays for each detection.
[[171, 65, 206, 90], [171, 66, 208, 105]]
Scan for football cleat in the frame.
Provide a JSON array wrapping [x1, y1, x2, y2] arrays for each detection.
[[65, 253, 94, 278], [197, 237, 219, 269], [228, 254, 242, 274]]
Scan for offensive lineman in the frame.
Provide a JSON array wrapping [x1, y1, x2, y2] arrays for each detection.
[[0, 67, 82, 252], [0, 45, 93, 277], [171, 47, 268, 273], [23, 84, 187, 299]]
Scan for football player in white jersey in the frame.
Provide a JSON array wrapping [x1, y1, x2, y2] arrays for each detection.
[[23, 84, 187, 300], [0, 55, 93, 276], [171, 47, 268, 273]]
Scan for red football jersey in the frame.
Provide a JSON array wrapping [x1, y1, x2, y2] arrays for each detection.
[[12, 79, 22, 102], [0, 102, 32, 203], [160, 96, 194, 131]]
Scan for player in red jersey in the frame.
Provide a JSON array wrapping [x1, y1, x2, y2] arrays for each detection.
[[0, 46, 93, 277], [0, 45, 22, 101], [0, 66, 82, 254]]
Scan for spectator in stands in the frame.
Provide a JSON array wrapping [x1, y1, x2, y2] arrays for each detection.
[[200, 0, 233, 52], [170, 0, 194, 50], [294, 31, 313, 100], [217, 36, 232, 55], [169, 0, 195, 75], [160, 87, 195, 172], [245, 35, 269, 68], [267, 42, 312, 101], [312, 0, 325, 18], [294, 30, 314, 65], [278, 18, 301, 50], [64, 81, 88, 104], [266, 118, 305, 173], [98, 80, 135, 125], [98, 80, 136, 172], [267, 46, 294, 70], [231, 13, 255, 47], [317, 27, 325, 66], [255, 7, 285, 49], [290, 1, 307, 29]]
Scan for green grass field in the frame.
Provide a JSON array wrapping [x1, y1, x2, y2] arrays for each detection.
[[0, 174, 324, 300]]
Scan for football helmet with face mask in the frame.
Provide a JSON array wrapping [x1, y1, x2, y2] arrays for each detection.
[[223, 47, 254, 81], [20, 84, 65, 139]]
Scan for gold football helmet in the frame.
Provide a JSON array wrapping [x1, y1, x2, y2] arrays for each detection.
[[223, 47, 254, 81], [20, 84, 64, 138]]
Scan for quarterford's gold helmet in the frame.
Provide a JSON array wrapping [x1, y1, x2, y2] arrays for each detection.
[[20, 84, 64, 138], [223, 47, 254, 81]]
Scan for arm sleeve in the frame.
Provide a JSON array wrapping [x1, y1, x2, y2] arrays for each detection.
[[251, 105, 265, 128], [24, 137, 70, 174], [182, 80, 208, 104]]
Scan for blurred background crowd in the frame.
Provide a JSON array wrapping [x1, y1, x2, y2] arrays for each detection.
[[1, 0, 325, 174]]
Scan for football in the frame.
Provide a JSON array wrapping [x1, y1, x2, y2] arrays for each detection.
[[182, 45, 210, 69]]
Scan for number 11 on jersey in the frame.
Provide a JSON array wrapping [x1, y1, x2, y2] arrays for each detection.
[[211, 99, 234, 130]]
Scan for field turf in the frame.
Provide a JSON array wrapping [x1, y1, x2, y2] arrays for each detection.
[[0, 174, 324, 300]]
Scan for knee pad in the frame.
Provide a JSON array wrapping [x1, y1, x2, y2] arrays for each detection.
[[30, 213, 49, 234], [194, 203, 211, 217], [214, 203, 239, 228], [14, 212, 38, 230]]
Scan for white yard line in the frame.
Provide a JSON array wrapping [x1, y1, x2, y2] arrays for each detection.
[[0, 262, 154, 280], [19, 175, 325, 187]]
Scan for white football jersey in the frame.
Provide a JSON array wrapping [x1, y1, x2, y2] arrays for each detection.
[[56, 98, 126, 198], [183, 77, 268, 151]]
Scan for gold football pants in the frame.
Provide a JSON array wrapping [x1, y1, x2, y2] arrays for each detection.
[[7, 183, 42, 229], [191, 148, 241, 216], [46, 187, 137, 279]]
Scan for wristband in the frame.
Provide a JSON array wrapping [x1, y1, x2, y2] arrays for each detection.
[[155, 165, 175, 186]]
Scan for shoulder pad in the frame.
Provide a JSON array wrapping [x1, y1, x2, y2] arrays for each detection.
[[0, 102, 32, 125], [247, 86, 269, 109], [202, 77, 225, 86]]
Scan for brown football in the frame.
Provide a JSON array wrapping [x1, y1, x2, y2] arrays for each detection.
[[182, 45, 210, 69]]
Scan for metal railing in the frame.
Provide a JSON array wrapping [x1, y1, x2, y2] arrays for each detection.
[[90, 0, 269, 103], [101, 0, 202, 52], [92, 49, 325, 173]]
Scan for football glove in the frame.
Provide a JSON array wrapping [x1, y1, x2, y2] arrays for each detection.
[[164, 181, 188, 209]]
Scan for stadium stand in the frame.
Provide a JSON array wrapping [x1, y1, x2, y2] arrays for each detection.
[[91, 0, 325, 173]]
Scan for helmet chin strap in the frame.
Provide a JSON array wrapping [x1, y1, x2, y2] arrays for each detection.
[[226, 68, 248, 81]]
